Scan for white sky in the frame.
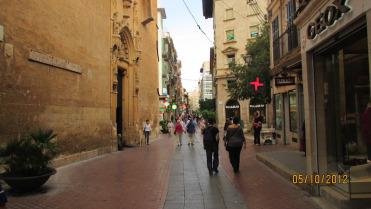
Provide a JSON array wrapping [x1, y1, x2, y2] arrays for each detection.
[[159, 0, 214, 92]]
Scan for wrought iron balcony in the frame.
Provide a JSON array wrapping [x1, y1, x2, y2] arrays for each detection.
[[273, 26, 300, 65]]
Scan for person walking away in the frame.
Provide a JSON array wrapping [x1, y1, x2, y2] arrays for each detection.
[[143, 119, 152, 145], [253, 111, 263, 145], [167, 120, 174, 136], [186, 117, 196, 146], [202, 118, 220, 175], [180, 117, 186, 145], [175, 120, 184, 146], [225, 117, 246, 173], [224, 119, 231, 137]]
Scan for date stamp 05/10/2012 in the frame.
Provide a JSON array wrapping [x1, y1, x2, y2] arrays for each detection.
[[292, 174, 349, 185]]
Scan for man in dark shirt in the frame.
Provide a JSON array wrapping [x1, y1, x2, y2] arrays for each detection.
[[203, 118, 220, 175], [253, 111, 263, 145]]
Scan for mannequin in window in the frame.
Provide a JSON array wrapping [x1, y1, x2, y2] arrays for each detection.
[[361, 101, 371, 162]]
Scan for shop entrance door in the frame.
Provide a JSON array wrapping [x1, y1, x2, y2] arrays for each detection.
[[283, 93, 290, 145]]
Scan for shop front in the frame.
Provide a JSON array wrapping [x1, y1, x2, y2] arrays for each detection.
[[272, 73, 304, 147], [313, 19, 370, 198], [296, 0, 371, 201]]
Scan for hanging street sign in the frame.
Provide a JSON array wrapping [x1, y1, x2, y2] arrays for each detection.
[[275, 76, 295, 86]]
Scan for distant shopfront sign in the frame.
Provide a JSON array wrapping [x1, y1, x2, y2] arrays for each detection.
[[225, 105, 240, 109], [275, 77, 295, 86], [307, 0, 351, 39]]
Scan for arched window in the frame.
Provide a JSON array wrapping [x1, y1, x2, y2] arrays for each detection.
[[225, 99, 240, 120]]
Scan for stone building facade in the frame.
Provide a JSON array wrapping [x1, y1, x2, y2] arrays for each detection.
[[267, 0, 303, 147], [111, 0, 159, 146], [200, 61, 213, 101], [161, 33, 183, 120], [0, 0, 159, 162], [203, 0, 268, 130], [294, 0, 371, 205]]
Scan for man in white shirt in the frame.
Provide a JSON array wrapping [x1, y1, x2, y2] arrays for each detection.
[[143, 119, 152, 145]]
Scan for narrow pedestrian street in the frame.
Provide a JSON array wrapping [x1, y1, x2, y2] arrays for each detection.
[[5, 132, 320, 209]]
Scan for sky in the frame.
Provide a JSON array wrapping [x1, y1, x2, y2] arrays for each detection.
[[159, 0, 213, 92]]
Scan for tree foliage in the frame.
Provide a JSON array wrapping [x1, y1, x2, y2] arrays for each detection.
[[227, 24, 271, 104], [199, 98, 216, 111]]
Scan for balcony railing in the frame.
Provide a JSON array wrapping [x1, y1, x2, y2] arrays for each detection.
[[273, 26, 300, 65]]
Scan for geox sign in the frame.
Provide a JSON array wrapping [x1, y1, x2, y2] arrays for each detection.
[[307, 0, 351, 39]]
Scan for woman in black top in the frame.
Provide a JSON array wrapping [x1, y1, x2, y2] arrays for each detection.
[[225, 117, 246, 173]]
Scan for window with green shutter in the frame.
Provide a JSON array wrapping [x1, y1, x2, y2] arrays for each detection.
[[226, 30, 235, 41]]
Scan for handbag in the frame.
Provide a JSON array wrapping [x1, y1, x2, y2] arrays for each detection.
[[227, 128, 243, 147]]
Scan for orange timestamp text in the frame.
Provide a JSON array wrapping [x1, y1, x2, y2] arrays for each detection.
[[292, 174, 349, 185]]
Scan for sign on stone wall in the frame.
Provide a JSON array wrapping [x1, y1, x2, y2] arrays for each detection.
[[29, 49, 82, 74], [307, 0, 351, 40], [275, 76, 295, 86]]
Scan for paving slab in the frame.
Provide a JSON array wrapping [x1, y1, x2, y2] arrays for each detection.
[[4, 135, 174, 209], [163, 133, 248, 209], [220, 133, 321, 209]]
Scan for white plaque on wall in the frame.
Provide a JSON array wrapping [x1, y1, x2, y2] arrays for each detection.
[[29, 49, 82, 74]]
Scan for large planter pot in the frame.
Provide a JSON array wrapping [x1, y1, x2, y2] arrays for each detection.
[[0, 168, 56, 192]]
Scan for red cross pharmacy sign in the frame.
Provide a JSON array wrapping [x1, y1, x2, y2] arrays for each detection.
[[249, 77, 264, 91]]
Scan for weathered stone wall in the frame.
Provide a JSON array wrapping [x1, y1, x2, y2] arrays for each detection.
[[0, 0, 112, 154], [136, 0, 160, 139], [110, 0, 159, 145]]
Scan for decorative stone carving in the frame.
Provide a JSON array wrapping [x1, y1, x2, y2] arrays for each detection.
[[118, 30, 130, 62], [123, 0, 132, 8]]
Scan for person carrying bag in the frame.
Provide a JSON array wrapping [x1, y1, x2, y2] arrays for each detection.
[[225, 117, 246, 173]]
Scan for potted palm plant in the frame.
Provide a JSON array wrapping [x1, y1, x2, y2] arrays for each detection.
[[0, 129, 59, 192]]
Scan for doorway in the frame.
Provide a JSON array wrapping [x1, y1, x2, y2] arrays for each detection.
[[225, 99, 241, 120], [116, 69, 124, 150]]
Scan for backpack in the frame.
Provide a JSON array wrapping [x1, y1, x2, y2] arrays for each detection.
[[186, 121, 196, 134]]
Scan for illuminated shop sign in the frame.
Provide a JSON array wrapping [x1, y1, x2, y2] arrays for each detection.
[[249, 104, 265, 108], [225, 105, 240, 109], [307, 0, 351, 40]]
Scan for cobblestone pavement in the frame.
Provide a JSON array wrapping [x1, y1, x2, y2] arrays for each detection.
[[4, 135, 174, 209], [220, 135, 320, 209], [163, 134, 248, 209]]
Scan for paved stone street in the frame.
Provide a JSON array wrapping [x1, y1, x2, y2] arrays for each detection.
[[3, 133, 321, 209], [219, 136, 320, 209], [163, 135, 247, 209], [4, 135, 174, 209]]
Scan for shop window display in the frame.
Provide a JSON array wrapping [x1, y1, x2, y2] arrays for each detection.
[[289, 90, 297, 132], [274, 94, 283, 130], [314, 27, 371, 197]]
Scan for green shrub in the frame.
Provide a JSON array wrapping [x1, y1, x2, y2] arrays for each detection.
[[159, 120, 169, 133], [0, 129, 59, 177]]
